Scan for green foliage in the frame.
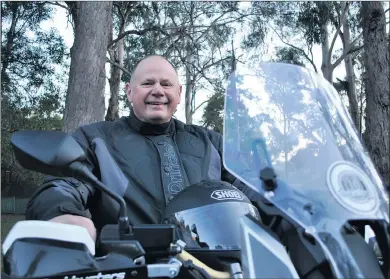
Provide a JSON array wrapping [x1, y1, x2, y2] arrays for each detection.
[[122, 2, 237, 71], [241, 2, 275, 49], [1, 93, 64, 196], [1, 1, 68, 197], [295, 2, 336, 45], [1, 2, 68, 97], [202, 90, 224, 133], [337, 2, 362, 39], [273, 47, 306, 67]]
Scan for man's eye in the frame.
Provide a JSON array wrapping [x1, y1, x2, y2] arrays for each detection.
[[142, 81, 153, 85], [162, 83, 172, 87]]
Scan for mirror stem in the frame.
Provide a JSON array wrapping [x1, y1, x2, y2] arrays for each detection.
[[68, 161, 132, 235]]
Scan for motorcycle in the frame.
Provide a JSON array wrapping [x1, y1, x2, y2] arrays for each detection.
[[2, 63, 389, 279]]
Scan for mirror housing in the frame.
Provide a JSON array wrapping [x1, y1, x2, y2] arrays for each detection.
[[10, 130, 131, 235], [11, 130, 86, 177]]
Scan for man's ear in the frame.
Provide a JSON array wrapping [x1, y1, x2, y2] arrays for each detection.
[[178, 84, 182, 103], [125, 82, 132, 103]]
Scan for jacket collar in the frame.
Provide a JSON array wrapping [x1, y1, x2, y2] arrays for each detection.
[[127, 108, 176, 136]]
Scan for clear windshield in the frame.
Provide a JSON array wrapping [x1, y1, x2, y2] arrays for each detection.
[[223, 63, 389, 277]]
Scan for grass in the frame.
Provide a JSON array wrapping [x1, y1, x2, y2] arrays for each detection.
[[1, 214, 25, 242]]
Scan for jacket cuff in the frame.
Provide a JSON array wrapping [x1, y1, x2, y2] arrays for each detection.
[[26, 203, 91, 221]]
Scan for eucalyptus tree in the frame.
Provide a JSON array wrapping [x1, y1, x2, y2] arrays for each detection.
[[244, 2, 364, 130], [63, 1, 113, 132], [1, 1, 67, 195], [361, 1, 389, 186]]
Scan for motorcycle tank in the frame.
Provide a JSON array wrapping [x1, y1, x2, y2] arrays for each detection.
[[162, 180, 261, 250], [223, 62, 389, 278]]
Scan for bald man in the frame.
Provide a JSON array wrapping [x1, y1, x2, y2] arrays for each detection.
[[126, 55, 182, 125], [26, 55, 248, 241]]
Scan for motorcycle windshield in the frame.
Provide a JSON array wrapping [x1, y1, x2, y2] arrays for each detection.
[[223, 63, 389, 277]]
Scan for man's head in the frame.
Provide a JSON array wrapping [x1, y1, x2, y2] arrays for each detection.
[[125, 55, 182, 124]]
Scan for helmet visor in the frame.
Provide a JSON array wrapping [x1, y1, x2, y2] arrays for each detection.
[[165, 202, 261, 250]]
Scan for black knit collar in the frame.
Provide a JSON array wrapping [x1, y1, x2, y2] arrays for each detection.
[[127, 108, 175, 136]]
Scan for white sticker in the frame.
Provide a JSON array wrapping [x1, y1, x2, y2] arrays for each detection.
[[326, 161, 379, 215], [211, 190, 244, 201]]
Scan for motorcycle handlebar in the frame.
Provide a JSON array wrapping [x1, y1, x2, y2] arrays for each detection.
[[176, 249, 231, 279]]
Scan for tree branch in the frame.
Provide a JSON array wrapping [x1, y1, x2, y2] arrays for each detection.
[[114, 3, 125, 26], [202, 56, 231, 72], [194, 99, 210, 112], [338, 29, 345, 47], [168, 33, 227, 100], [106, 57, 132, 76], [193, 12, 229, 44], [112, 2, 122, 12], [333, 44, 364, 69], [349, 32, 363, 47], [207, 14, 253, 29], [109, 26, 172, 47], [46, 1, 70, 11], [350, 48, 362, 60], [109, 12, 253, 49], [308, 44, 315, 65], [269, 25, 318, 73], [15, 19, 30, 38], [331, 30, 363, 69], [173, 43, 224, 95], [328, 2, 349, 66], [174, 14, 255, 32], [168, 11, 180, 28], [196, 69, 224, 94], [162, 33, 185, 59], [333, 7, 346, 48]]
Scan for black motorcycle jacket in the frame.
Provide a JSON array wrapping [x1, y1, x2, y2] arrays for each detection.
[[26, 111, 250, 230]]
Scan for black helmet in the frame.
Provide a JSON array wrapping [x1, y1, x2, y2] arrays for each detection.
[[162, 180, 261, 250]]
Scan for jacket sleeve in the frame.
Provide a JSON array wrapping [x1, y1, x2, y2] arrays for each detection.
[[26, 127, 98, 221]]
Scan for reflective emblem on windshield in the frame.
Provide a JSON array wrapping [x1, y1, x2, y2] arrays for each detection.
[[211, 190, 244, 201], [326, 161, 379, 215]]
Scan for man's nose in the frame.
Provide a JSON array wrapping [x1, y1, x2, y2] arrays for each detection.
[[151, 83, 164, 96]]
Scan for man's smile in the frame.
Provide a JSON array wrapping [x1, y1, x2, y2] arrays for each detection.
[[145, 101, 169, 106]]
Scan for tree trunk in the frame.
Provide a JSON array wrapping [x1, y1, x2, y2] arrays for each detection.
[[63, 2, 113, 132], [185, 70, 193, 124], [105, 20, 124, 121], [1, 3, 18, 85], [320, 22, 333, 82], [359, 82, 365, 136], [342, 11, 360, 132], [361, 2, 390, 186], [185, 40, 194, 124]]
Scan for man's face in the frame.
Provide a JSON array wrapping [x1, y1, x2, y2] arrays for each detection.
[[126, 57, 182, 124]]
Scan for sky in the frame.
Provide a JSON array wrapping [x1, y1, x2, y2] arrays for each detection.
[[41, 3, 387, 125]]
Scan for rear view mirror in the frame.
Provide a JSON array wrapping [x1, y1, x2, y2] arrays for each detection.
[[11, 130, 86, 177]]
